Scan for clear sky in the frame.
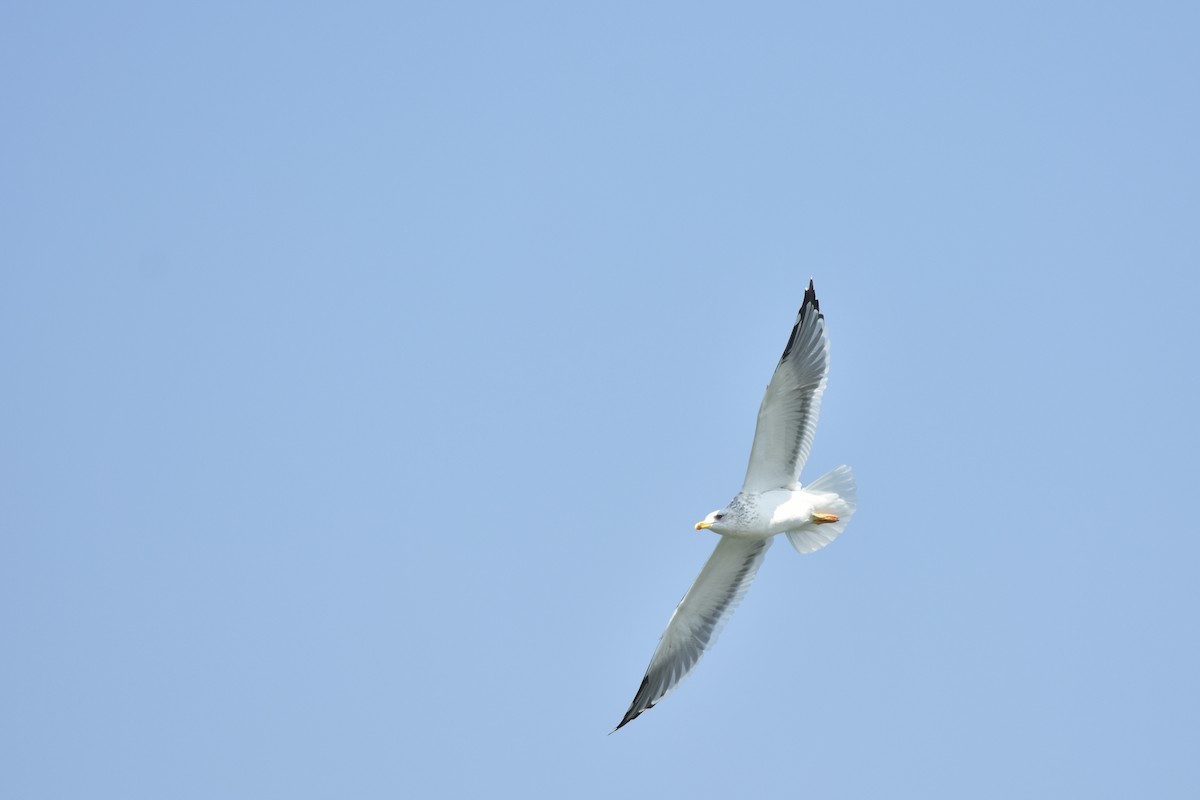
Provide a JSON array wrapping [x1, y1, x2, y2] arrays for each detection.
[[3, 2, 1199, 798]]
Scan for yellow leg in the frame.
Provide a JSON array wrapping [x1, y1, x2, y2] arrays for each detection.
[[811, 513, 839, 524]]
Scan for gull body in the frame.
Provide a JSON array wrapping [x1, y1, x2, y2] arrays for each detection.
[[696, 485, 854, 540], [615, 279, 856, 731]]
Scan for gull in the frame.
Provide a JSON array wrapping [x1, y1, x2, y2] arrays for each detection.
[[615, 279, 856, 731]]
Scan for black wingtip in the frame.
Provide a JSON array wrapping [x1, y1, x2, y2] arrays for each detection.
[[778, 278, 823, 363], [612, 707, 644, 733], [612, 676, 652, 733], [612, 710, 636, 733], [803, 278, 819, 314]]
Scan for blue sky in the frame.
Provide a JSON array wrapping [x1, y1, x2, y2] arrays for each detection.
[[3, 2, 1199, 797]]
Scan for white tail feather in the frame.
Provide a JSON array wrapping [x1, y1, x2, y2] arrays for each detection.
[[786, 465, 856, 554]]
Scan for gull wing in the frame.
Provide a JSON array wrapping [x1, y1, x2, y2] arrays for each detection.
[[740, 279, 829, 493], [615, 536, 772, 731]]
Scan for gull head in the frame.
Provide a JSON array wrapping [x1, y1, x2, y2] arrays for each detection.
[[694, 493, 758, 534], [694, 509, 729, 533]]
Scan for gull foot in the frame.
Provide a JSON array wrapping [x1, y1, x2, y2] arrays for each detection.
[[811, 513, 839, 525]]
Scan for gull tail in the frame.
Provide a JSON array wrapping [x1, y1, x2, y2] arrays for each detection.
[[786, 465, 856, 554]]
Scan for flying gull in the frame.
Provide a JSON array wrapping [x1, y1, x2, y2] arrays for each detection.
[[615, 279, 856, 731]]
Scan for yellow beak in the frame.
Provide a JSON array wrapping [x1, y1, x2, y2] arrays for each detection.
[[694, 521, 713, 530]]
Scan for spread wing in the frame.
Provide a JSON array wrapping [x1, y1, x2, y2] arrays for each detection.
[[615, 537, 772, 731], [740, 279, 829, 493]]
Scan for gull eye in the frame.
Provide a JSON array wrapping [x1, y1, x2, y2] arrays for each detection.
[[714, 513, 725, 521]]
